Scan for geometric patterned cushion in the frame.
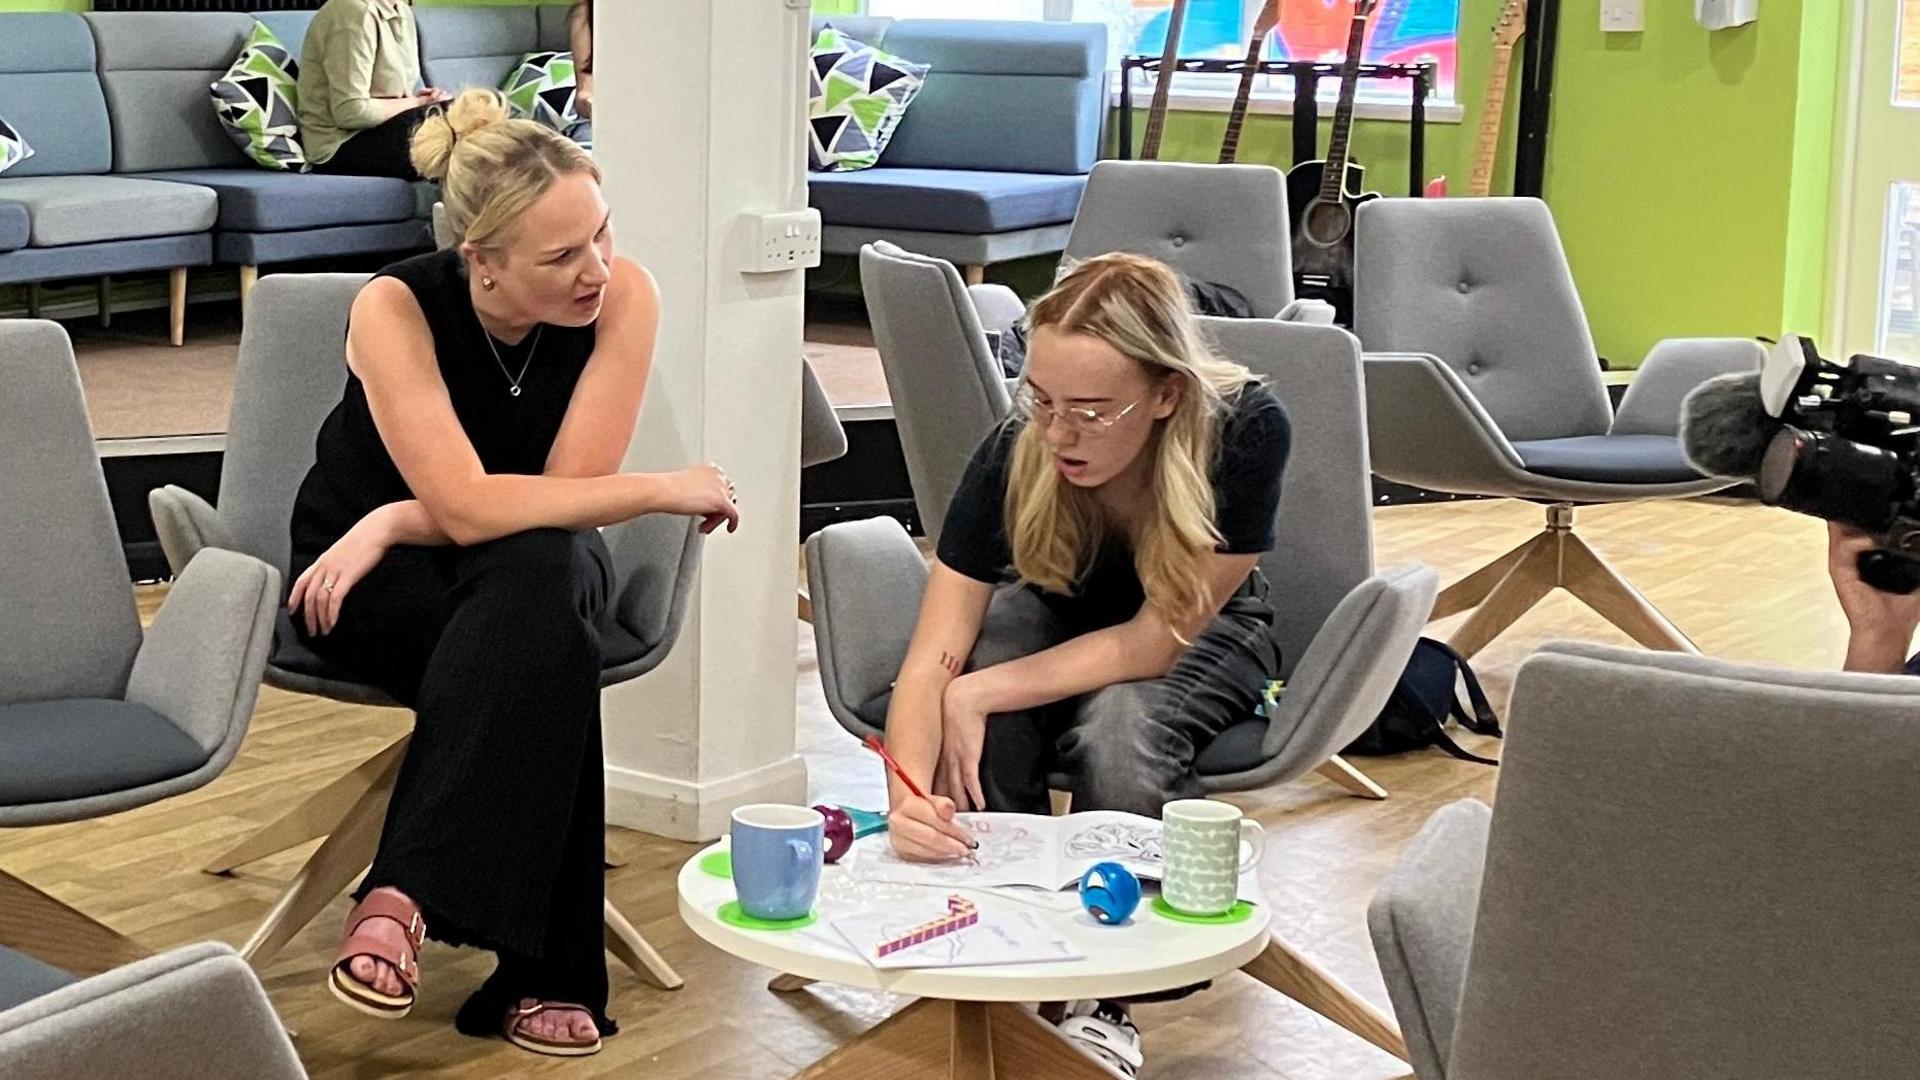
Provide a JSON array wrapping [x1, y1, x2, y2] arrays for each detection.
[[807, 25, 929, 173], [503, 51, 582, 133], [0, 113, 33, 178], [210, 22, 307, 173]]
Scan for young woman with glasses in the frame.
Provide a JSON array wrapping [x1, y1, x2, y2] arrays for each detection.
[[877, 252, 1291, 1076]]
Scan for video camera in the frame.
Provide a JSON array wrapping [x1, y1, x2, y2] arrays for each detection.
[[1750, 336, 1920, 593]]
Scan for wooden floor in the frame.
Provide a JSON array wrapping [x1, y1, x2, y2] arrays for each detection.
[[0, 497, 1851, 1079]]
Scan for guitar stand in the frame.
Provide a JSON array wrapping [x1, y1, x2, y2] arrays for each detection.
[[1115, 55, 1436, 197]]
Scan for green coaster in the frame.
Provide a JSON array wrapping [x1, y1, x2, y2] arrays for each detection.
[[699, 850, 732, 879], [717, 900, 817, 932], [1150, 897, 1255, 926]]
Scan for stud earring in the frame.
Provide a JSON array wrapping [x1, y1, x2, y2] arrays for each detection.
[[481, 276, 496, 291]]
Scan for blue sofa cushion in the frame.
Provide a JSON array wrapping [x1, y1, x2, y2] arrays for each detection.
[[0, 176, 217, 247], [416, 6, 541, 92], [0, 698, 208, 806], [1511, 434, 1706, 484], [0, 203, 27, 253], [878, 21, 1106, 175], [86, 12, 258, 174], [0, 14, 112, 178], [810, 168, 1085, 235], [0, 946, 72, 1014], [135, 170, 416, 232]]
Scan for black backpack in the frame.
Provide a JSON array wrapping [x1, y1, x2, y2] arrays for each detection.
[[1343, 638, 1503, 764]]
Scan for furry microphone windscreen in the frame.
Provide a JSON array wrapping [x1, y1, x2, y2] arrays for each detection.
[[1680, 371, 1779, 480]]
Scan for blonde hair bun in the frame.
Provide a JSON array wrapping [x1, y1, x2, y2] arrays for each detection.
[[409, 88, 514, 182]]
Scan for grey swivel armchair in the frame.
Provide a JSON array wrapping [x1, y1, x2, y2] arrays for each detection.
[[0, 942, 306, 1080], [1371, 641, 1920, 1080], [1063, 159, 1294, 317], [859, 240, 1015, 545], [1355, 198, 1765, 659], [147, 274, 701, 989], [0, 322, 279, 972], [806, 318, 1438, 1063]]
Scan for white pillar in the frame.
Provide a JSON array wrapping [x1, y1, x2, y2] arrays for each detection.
[[595, 0, 813, 840]]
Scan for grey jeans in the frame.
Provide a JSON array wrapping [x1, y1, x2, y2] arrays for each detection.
[[972, 579, 1281, 817]]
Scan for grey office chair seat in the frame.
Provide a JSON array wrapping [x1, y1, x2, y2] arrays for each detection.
[[1063, 160, 1294, 317], [1508, 434, 1704, 485], [147, 274, 698, 990], [1371, 642, 1920, 1080], [1357, 199, 1764, 658], [0, 700, 211, 807]]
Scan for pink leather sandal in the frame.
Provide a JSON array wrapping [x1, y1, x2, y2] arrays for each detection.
[[504, 1001, 604, 1057], [328, 891, 425, 1019]]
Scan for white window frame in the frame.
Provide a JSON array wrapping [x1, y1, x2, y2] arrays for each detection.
[[856, 0, 1464, 123]]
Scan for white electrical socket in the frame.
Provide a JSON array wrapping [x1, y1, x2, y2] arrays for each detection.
[[745, 208, 822, 274], [1601, 0, 1644, 31]]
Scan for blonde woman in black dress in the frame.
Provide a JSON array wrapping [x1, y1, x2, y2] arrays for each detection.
[[286, 89, 737, 1058]]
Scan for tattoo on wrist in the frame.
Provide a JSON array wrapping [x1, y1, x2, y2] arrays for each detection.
[[938, 651, 962, 676]]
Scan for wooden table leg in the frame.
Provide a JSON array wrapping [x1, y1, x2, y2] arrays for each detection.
[[983, 1002, 1115, 1078], [0, 869, 149, 978], [1243, 934, 1408, 1062], [794, 998, 951, 1079], [951, 1001, 994, 1080]]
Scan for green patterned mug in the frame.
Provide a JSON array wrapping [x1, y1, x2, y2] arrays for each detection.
[[1160, 799, 1264, 916]]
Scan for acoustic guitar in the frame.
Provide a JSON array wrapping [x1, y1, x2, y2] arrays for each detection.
[[1218, 0, 1284, 165], [1139, 0, 1191, 161], [1468, 0, 1529, 197], [1285, 0, 1380, 326]]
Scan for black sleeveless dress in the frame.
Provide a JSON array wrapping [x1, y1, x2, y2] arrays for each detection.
[[287, 248, 621, 1037], [291, 248, 596, 566]]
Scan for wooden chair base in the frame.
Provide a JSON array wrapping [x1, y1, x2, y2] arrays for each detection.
[[227, 733, 682, 991], [1432, 502, 1698, 661], [1243, 934, 1408, 1062], [0, 869, 149, 979]]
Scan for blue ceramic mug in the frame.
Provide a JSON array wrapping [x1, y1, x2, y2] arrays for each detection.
[[730, 804, 825, 922]]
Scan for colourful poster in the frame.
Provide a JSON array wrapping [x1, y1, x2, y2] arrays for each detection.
[[1123, 0, 1459, 100]]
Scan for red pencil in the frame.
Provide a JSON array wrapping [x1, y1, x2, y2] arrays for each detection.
[[863, 735, 929, 801]]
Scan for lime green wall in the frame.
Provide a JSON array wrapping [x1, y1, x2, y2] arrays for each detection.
[[1542, 1, 1841, 366], [813, 0, 862, 14]]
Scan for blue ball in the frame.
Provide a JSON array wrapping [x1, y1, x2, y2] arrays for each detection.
[[1078, 862, 1142, 925]]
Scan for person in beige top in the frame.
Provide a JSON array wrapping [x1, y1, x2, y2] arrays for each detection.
[[300, 0, 450, 176]]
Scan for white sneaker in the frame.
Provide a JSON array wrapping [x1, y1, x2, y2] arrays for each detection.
[[1057, 999, 1143, 1078]]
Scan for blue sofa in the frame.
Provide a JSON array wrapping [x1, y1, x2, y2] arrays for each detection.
[[0, 14, 216, 345], [0, 6, 574, 333], [806, 17, 1108, 281]]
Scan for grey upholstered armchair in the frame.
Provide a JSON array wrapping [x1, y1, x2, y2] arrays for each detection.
[[0, 321, 279, 957], [1355, 198, 1764, 659], [146, 274, 700, 988], [0, 943, 305, 1080], [1371, 641, 1920, 1080], [1063, 159, 1294, 317], [812, 280, 1437, 800]]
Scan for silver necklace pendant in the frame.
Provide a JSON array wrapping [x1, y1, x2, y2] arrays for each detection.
[[509, 385, 522, 397], [479, 317, 543, 400]]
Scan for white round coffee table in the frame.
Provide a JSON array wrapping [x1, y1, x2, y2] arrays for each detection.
[[679, 833, 1395, 1079]]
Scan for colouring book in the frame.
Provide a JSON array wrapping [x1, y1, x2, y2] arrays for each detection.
[[851, 810, 1169, 892], [829, 902, 1083, 970]]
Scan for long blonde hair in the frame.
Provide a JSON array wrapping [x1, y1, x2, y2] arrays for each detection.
[[1006, 254, 1257, 628], [410, 88, 600, 251]]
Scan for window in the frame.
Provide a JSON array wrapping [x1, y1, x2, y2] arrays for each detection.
[[856, 0, 1462, 106]]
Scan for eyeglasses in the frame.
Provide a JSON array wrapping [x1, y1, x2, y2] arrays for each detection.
[[1011, 383, 1143, 437]]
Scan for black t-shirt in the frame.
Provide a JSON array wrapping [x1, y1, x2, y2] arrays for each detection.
[[936, 382, 1291, 633]]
